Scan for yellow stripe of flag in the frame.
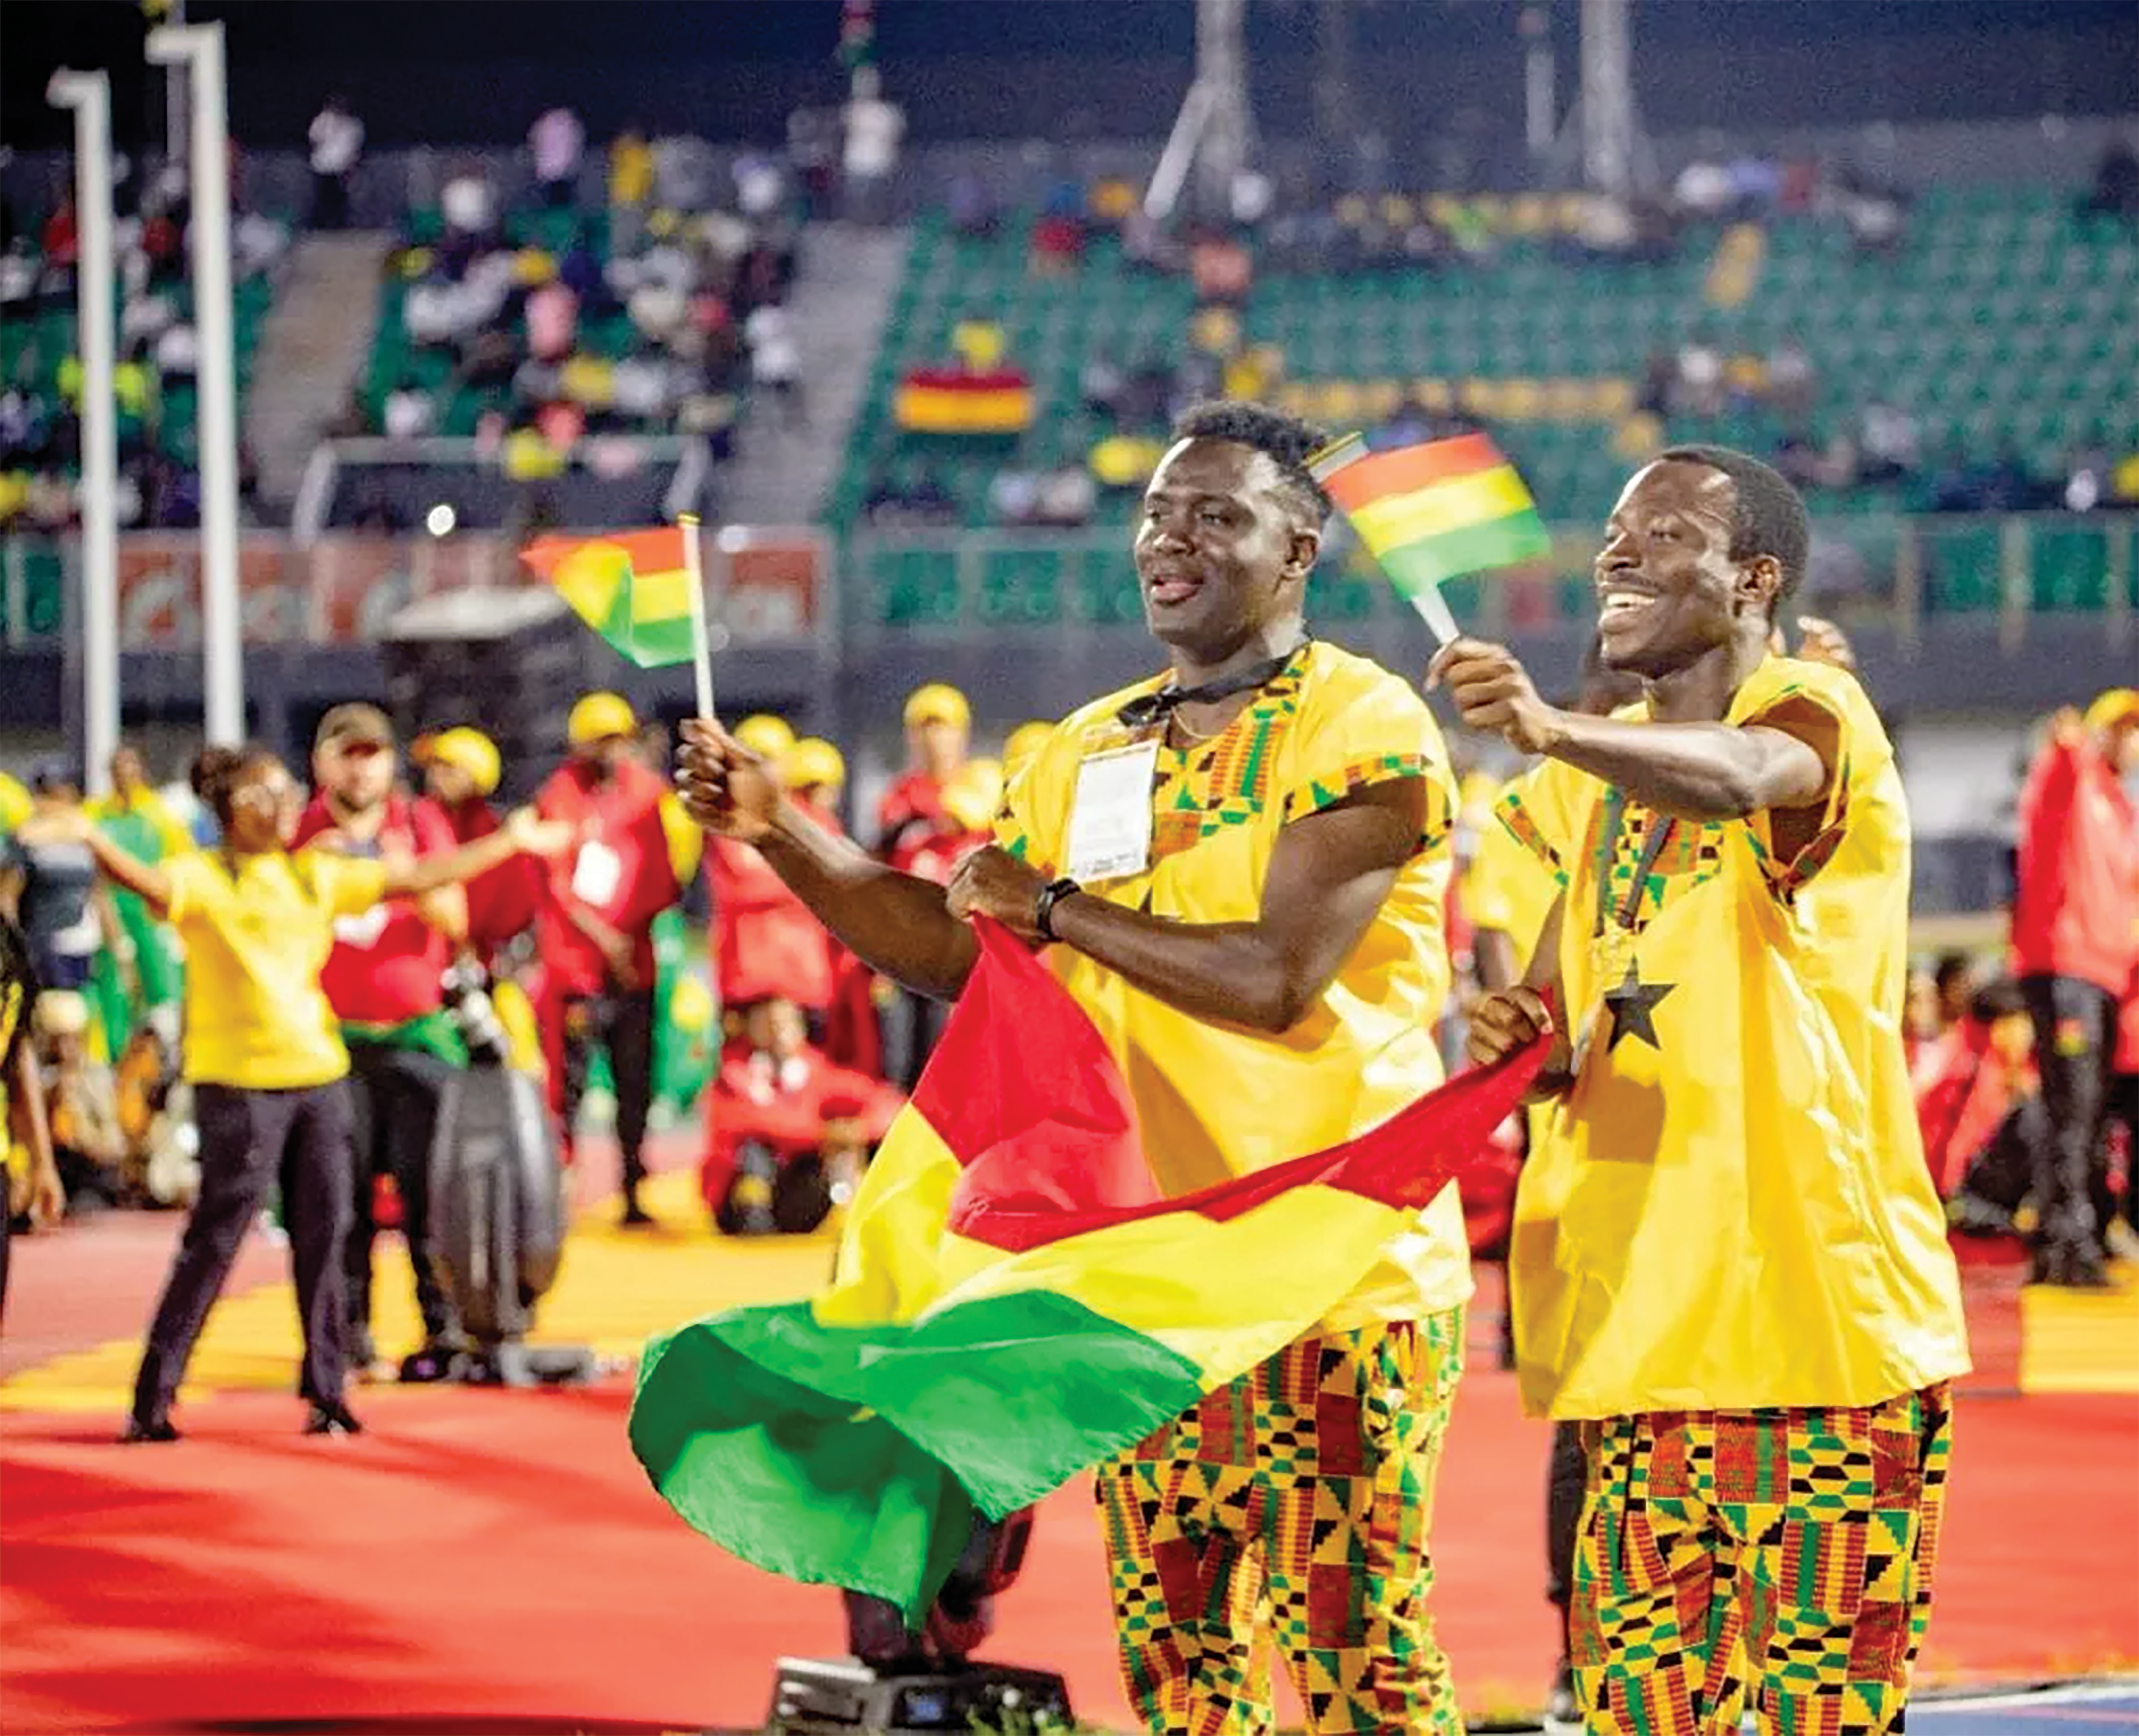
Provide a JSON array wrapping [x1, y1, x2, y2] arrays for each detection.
[[1348, 463, 1534, 554]]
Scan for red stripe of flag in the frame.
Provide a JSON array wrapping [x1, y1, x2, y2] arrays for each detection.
[[1319, 432, 1504, 512], [924, 922, 1544, 1254]]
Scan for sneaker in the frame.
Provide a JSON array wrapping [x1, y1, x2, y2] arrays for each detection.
[[302, 1400, 365, 1437], [119, 1413, 181, 1445]]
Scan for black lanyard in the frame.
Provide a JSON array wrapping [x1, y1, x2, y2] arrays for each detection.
[[1115, 638, 1311, 732], [1590, 786, 1677, 938]]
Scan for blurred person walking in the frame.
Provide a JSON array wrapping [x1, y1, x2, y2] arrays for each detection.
[[64, 745, 567, 1442], [0, 907, 63, 1326], [0, 766, 104, 998], [876, 684, 971, 1088], [306, 95, 364, 231], [86, 745, 190, 1060], [2010, 689, 2139, 1287], [289, 705, 469, 1380], [536, 693, 684, 1227]]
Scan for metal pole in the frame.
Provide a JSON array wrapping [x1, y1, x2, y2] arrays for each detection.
[[49, 70, 121, 799], [1522, 4, 1557, 162], [164, 0, 189, 173], [148, 21, 243, 745], [1579, 0, 1635, 196]]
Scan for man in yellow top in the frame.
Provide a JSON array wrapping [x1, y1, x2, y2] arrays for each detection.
[[677, 402, 1470, 1736], [1443, 446, 1969, 1736]]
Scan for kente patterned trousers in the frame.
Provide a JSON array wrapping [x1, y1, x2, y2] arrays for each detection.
[[1573, 1385, 1953, 1736], [1096, 1311, 1466, 1736]]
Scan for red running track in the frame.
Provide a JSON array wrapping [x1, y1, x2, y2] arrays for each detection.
[[3, 1372, 2134, 1733]]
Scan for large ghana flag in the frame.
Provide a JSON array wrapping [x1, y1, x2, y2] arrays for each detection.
[[522, 526, 698, 668], [1310, 430, 1554, 603], [629, 920, 1546, 1621]]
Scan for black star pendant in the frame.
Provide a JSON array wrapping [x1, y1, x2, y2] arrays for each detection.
[[1603, 957, 1676, 1052]]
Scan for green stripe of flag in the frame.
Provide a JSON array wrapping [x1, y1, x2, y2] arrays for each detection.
[[1377, 512, 1554, 598]]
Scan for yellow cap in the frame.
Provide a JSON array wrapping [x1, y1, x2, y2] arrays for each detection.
[[2084, 688, 2139, 733], [941, 758, 1005, 834], [734, 714, 797, 763], [784, 737, 847, 793], [904, 683, 971, 731], [568, 691, 637, 748], [428, 727, 502, 798], [1003, 721, 1053, 772]]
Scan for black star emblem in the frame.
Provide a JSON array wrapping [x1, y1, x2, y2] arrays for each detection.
[[1603, 957, 1676, 1052]]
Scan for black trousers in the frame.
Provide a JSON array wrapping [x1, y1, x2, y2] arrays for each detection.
[[885, 987, 952, 1094], [2020, 974, 2120, 1249], [560, 989, 655, 1196], [132, 1080, 353, 1420], [345, 1041, 456, 1345], [1955, 1097, 2050, 1217], [1544, 1418, 1586, 1658]]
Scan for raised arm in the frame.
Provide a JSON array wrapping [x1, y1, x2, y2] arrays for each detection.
[[380, 808, 574, 900], [946, 776, 1425, 1035], [677, 717, 979, 1001], [1429, 638, 1830, 822], [77, 822, 176, 914]]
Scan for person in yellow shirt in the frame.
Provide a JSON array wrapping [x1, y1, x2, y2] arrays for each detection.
[[65, 743, 570, 1445], [1443, 446, 1968, 1736], [676, 402, 1470, 1736]]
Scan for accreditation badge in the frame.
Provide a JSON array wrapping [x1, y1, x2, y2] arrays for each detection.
[[1063, 739, 1160, 885]]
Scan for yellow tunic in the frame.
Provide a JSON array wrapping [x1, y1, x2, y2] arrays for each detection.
[[1502, 656, 1969, 1418], [165, 850, 388, 1090], [997, 640, 1469, 1325], [1464, 762, 1564, 967]]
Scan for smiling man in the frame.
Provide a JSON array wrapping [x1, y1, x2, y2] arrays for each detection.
[[1442, 447, 1969, 1736], [676, 401, 1473, 1735]]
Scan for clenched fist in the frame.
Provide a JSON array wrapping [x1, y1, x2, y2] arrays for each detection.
[[675, 716, 783, 842]]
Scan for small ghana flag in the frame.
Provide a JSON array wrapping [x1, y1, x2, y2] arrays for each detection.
[[1309, 430, 1553, 603], [522, 526, 700, 668], [629, 920, 1545, 1620]]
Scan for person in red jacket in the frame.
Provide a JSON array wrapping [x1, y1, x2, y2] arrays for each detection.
[[2011, 689, 2139, 1286], [420, 727, 543, 965], [289, 704, 467, 1377], [536, 692, 682, 1227], [709, 740, 839, 1026], [702, 996, 903, 1235], [785, 740, 887, 1079], [1917, 977, 2040, 1214], [875, 683, 970, 873]]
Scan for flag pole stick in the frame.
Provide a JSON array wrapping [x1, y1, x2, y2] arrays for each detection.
[[1407, 581, 1463, 650], [679, 513, 716, 719]]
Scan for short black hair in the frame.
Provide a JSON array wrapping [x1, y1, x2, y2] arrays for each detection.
[[1968, 978, 2027, 1026], [1932, 951, 1976, 995], [1172, 399, 1333, 522], [1656, 443, 1810, 615]]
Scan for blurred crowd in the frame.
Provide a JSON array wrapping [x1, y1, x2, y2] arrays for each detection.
[[0, 157, 285, 533]]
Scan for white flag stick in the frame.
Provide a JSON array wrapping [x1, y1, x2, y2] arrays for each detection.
[[680, 513, 716, 720], [1406, 579, 1464, 650]]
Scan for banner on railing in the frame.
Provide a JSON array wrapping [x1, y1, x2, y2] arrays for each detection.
[[7, 530, 827, 652]]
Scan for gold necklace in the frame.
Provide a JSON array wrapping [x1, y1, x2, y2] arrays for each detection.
[[1169, 705, 1235, 744]]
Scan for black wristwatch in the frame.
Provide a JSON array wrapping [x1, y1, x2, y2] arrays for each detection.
[[1033, 877, 1081, 941]]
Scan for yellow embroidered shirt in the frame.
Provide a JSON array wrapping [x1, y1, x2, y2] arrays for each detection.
[[997, 641, 1469, 1325], [1502, 656, 1969, 1417]]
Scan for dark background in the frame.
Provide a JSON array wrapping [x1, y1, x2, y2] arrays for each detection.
[[3, 1, 2135, 157]]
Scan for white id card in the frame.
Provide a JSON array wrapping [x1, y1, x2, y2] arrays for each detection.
[[1063, 740, 1160, 884], [571, 839, 623, 906]]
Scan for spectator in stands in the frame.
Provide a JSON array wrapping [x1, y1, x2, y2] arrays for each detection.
[[526, 275, 578, 364], [1033, 462, 1097, 529], [744, 302, 803, 429], [1933, 952, 1979, 1036], [609, 125, 655, 255], [948, 172, 999, 239], [1919, 978, 2040, 1214], [1030, 208, 1087, 278], [381, 376, 436, 442], [307, 96, 364, 231], [536, 693, 685, 1227], [1, 766, 103, 995], [787, 106, 840, 219], [1188, 229, 1253, 306], [841, 67, 904, 225], [733, 151, 786, 223], [1766, 336, 1817, 423], [2077, 137, 2139, 228], [291, 706, 470, 1379], [1672, 332, 1726, 416], [2010, 691, 2139, 1287], [1673, 155, 1734, 218], [987, 465, 1041, 527], [530, 106, 586, 210], [440, 166, 496, 251], [1858, 399, 1921, 484]]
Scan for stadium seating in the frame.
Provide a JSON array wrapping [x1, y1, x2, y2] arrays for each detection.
[[839, 186, 2139, 628]]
